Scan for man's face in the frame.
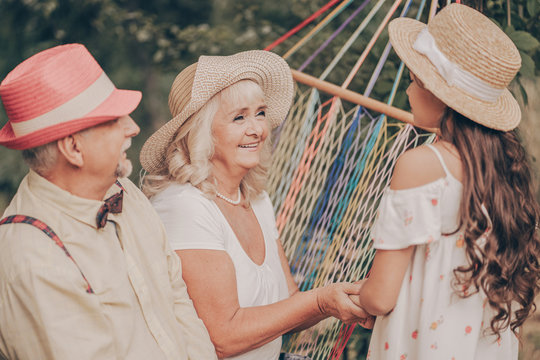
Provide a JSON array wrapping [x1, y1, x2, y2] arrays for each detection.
[[79, 116, 140, 182]]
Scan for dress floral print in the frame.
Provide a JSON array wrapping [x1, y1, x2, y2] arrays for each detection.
[[366, 145, 518, 360]]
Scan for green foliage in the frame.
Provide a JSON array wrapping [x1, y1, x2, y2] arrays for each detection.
[[0, 0, 322, 204], [509, 30, 540, 52], [465, 0, 540, 103]]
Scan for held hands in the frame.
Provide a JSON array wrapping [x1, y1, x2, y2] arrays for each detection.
[[349, 279, 375, 329], [315, 281, 375, 328]]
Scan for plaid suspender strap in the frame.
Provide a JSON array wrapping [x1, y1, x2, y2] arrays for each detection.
[[0, 215, 94, 294]]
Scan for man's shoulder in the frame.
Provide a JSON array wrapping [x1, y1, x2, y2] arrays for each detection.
[[116, 177, 155, 207], [1, 182, 45, 220], [0, 189, 64, 250], [116, 177, 142, 195], [115, 177, 167, 233]]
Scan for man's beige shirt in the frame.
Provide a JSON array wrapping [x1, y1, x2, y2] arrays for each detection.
[[0, 171, 217, 360]]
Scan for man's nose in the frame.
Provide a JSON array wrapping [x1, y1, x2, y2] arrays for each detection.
[[121, 115, 140, 137]]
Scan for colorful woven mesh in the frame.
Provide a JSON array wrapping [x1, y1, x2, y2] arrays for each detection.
[[264, 0, 449, 358]]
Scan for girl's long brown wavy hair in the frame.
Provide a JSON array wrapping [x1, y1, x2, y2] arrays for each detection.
[[440, 108, 540, 338]]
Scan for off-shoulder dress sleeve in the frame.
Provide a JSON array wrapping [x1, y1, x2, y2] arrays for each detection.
[[371, 180, 445, 250]]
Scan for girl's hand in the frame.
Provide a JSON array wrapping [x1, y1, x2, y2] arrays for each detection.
[[316, 282, 371, 325], [358, 315, 375, 329]]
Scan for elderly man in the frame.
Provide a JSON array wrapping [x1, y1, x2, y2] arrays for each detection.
[[0, 44, 216, 360]]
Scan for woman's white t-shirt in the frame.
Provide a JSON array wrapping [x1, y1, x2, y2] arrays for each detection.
[[151, 183, 289, 360]]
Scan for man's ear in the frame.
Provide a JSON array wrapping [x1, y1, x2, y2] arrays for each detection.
[[56, 134, 84, 168]]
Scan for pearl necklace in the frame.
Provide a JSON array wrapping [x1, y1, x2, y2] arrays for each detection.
[[216, 188, 241, 205]]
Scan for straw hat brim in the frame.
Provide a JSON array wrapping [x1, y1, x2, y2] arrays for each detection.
[[0, 88, 141, 150], [141, 50, 294, 174], [388, 18, 521, 131]]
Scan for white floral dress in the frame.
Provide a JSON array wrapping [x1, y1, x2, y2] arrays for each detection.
[[367, 145, 518, 360]]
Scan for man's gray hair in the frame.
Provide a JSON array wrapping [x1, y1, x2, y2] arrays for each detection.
[[21, 141, 59, 176]]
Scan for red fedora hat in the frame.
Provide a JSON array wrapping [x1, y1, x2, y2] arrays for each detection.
[[0, 43, 142, 150]]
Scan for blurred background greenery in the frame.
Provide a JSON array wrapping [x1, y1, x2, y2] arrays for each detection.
[[0, 0, 538, 358]]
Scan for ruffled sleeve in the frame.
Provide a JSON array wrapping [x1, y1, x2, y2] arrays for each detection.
[[371, 180, 445, 250]]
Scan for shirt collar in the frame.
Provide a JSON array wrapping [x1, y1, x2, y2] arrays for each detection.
[[27, 170, 123, 229]]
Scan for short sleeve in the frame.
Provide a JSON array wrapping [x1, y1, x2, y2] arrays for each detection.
[[151, 185, 225, 251], [371, 180, 444, 250]]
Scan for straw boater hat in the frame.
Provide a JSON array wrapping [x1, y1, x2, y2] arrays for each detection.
[[388, 3, 521, 131], [140, 50, 294, 174], [0, 44, 141, 150]]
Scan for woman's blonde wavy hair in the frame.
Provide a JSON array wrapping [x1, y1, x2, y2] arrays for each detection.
[[142, 80, 272, 206]]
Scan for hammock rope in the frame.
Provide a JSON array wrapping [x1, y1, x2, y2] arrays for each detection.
[[283, 0, 356, 59], [319, 0, 387, 81], [342, 0, 403, 88], [265, 0, 342, 52], [267, 0, 442, 358], [297, 0, 372, 72]]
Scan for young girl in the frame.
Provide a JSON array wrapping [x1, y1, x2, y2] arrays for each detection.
[[355, 4, 540, 359]]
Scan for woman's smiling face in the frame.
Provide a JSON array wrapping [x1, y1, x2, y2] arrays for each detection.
[[210, 80, 269, 178]]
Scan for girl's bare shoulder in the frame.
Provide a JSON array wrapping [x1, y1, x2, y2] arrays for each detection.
[[390, 145, 447, 190]]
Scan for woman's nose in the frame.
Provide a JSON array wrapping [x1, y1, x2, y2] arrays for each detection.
[[247, 118, 263, 136]]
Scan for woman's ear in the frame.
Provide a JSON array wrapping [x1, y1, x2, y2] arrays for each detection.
[[56, 134, 84, 168]]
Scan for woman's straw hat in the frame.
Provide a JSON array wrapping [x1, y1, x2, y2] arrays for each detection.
[[388, 3, 521, 131], [0, 44, 141, 150], [140, 50, 294, 174]]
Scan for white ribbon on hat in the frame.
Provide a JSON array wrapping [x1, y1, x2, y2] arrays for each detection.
[[413, 28, 503, 103], [11, 72, 115, 137]]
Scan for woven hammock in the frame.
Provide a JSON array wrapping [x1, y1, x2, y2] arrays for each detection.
[[264, 0, 458, 358]]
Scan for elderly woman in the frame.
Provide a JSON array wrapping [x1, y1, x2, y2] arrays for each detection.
[[140, 51, 369, 360]]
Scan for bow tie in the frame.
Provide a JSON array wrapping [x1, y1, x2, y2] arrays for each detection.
[[96, 190, 123, 228]]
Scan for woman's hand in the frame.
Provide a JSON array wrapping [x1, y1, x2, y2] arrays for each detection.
[[347, 280, 375, 329], [315, 282, 372, 325]]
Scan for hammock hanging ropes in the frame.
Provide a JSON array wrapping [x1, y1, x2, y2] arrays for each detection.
[[264, 0, 457, 358]]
